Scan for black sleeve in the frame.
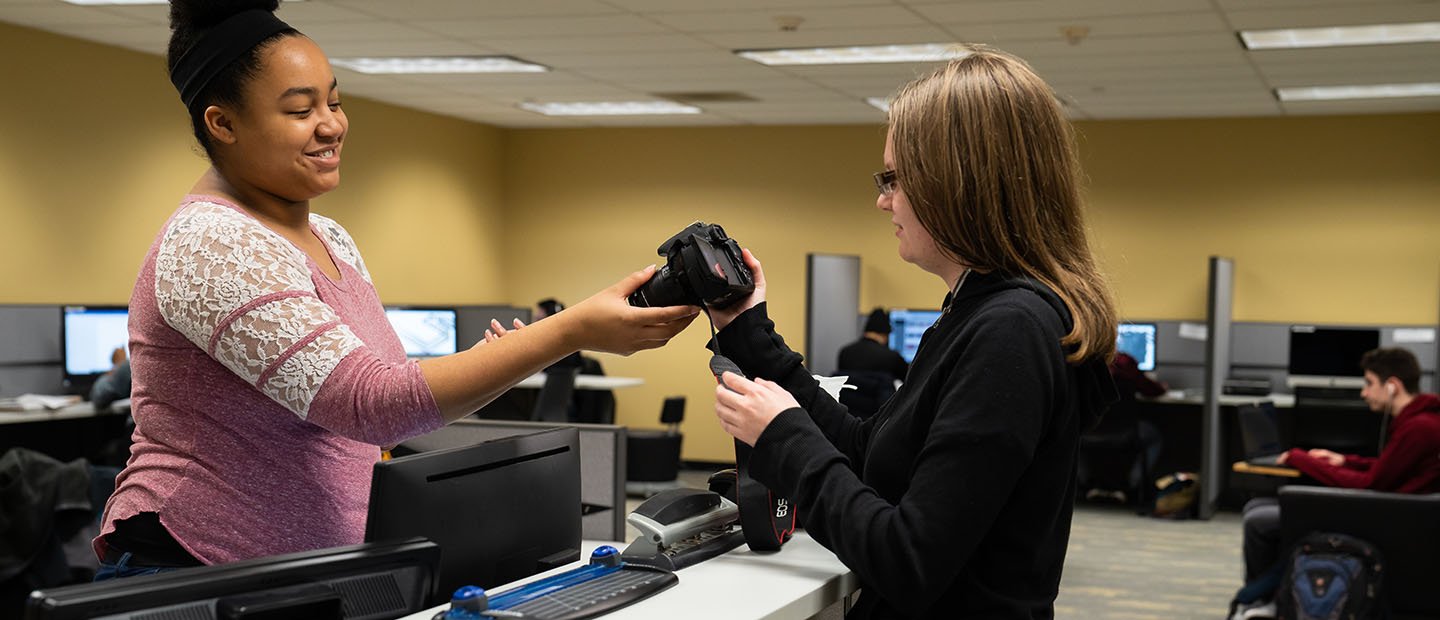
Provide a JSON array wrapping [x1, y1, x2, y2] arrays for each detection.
[[747, 303, 1061, 615], [709, 303, 875, 466]]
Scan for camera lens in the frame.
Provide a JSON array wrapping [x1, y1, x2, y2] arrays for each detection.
[[628, 265, 692, 307]]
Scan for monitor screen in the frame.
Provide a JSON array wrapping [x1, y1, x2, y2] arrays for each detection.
[[366, 427, 582, 597], [887, 309, 942, 364], [26, 538, 440, 620], [1288, 326, 1380, 378], [384, 308, 458, 357], [1116, 323, 1158, 372], [62, 306, 129, 376]]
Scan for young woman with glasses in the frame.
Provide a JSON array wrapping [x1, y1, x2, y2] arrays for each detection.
[[707, 46, 1119, 618]]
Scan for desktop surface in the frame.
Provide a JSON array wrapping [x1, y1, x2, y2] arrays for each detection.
[[399, 533, 854, 620]]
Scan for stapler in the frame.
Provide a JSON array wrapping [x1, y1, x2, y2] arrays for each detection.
[[620, 487, 746, 571]]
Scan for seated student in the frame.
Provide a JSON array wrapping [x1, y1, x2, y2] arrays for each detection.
[[1080, 351, 1166, 501], [533, 298, 616, 423], [1231, 347, 1440, 619], [90, 348, 132, 411], [834, 308, 908, 418]]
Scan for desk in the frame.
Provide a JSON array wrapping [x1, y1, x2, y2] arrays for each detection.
[[400, 533, 857, 620], [0, 398, 131, 463], [0, 398, 129, 425], [1233, 461, 1301, 478], [1153, 391, 1295, 408], [515, 374, 644, 390]]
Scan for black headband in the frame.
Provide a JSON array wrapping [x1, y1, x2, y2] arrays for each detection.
[[169, 9, 294, 111]]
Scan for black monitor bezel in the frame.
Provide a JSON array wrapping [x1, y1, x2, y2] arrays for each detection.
[[1287, 325, 1380, 379], [25, 538, 440, 620], [365, 427, 582, 600]]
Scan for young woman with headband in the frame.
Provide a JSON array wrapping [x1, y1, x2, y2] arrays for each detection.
[[93, 0, 698, 579]]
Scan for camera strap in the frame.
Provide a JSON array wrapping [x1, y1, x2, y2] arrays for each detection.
[[709, 351, 796, 552]]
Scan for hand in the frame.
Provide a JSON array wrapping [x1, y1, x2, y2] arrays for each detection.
[[706, 248, 767, 332], [478, 318, 526, 346], [1277, 451, 1289, 465], [714, 372, 799, 446], [1306, 448, 1345, 467], [566, 265, 702, 355]]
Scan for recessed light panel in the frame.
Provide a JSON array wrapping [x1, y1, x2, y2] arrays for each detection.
[[737, 44, 968, 66], [330, 56, 548, 74], [1275, 82, 1440, 101], [518, 101, 702, 116], [1240, 22, 1440, 50]]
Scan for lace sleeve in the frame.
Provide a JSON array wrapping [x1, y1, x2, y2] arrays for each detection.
[[154, 202, 366, 419]]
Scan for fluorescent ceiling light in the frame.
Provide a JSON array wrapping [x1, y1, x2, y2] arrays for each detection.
[[1240, 21, 1440, 50], [330, 56, 547, 74], [737, 43, 968, 66], [1275, 82, 1440, 101], [519, 101, 702, 116], [63, 0, 304, 4], [865, 97, 890, 112]]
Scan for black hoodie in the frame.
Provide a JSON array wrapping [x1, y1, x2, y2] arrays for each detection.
[[711, 270, 1116, 619]]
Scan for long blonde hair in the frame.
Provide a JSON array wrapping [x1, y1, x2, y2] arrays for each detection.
[[888, 46, 1116, 364]]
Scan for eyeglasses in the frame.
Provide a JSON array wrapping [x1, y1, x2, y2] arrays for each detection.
[[873, 169, 897, 196]]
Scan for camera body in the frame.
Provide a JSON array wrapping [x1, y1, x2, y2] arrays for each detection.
[[629, 222, 754, 309]]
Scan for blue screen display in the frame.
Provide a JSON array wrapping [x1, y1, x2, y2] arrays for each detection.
[[385, 308, 458, 357], [64, 306, 130, 376], [887, 309, 942, 364], [1116, 323, 1157, 372]]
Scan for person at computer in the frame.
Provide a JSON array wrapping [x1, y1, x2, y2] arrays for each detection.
[[92, 0, 698, 580], [1230, 347, 1440, 619], [705, 47, 1119, 619], [833, 308, 908, 418], [89, 347, 132, 412]]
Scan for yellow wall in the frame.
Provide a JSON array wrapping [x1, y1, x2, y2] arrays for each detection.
[[0, 21, 506, 306], [4, 21, 1438, 461]]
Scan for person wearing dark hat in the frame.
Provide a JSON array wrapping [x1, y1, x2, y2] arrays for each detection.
[[834, 308, 909, 418], [92, 0, 697, 580]]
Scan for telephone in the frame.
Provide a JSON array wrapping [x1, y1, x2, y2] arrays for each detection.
[[620, 487, 746, 571]]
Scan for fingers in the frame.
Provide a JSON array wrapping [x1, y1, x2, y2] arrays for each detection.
[[613, 264, 659, 296], [741, 248, 765, 287], [490, 318, 509, 337], [512, 318, 526, 330], [630, 304, 702, 324]]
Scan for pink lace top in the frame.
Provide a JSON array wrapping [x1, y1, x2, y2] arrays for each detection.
[[96, 195, 444, 565]]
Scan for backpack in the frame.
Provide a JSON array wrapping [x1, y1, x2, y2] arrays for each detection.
[[1277, 532, 1386, 620], [1151, 472, 1198, 519]]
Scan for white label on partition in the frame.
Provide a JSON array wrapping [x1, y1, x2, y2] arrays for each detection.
[[1394, 328, 1436, 344], [1178, 322, 1208, 341]]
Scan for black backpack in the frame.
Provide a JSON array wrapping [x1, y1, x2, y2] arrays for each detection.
[[1277, 532, 1386, 620]]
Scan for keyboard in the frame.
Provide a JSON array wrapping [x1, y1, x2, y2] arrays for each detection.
[[452, 546, 677, 620]]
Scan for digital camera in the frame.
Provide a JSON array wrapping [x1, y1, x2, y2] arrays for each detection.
[[629, 222, 754, 309]]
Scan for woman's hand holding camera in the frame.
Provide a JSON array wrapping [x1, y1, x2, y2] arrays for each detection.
[[714, 372, 798, 446], [706, 248, 767, 332], [568, 265, 701, 355]]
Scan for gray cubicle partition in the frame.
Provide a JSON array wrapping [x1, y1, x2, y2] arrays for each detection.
[[0, 305, 65, 395], [398, 418, 628, 542], [456, 305, 531, 350], [805, 254, 861, 377], [1200, 256, 1235, 520]]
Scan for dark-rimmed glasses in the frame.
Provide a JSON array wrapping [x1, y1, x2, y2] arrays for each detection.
[[873, 169, 897, 195]]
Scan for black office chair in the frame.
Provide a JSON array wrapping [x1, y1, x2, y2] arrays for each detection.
[[625, 397, 685, 497], [572, 356, 615, 425], [1279, 486, 1440, 620], [1077, 398, 1151, 513], [531, 367, 579, 423]]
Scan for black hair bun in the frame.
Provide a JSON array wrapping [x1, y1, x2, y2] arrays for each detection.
[[169, 0, 281, 32]]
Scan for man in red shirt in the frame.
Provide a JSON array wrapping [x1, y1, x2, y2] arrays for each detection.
[[1232, 347, 1440, 619]]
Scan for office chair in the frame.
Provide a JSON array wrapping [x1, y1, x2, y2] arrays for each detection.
[[531, 367, 579, 423], [1279, 486, 1440, 620], [625, 397, 685, 497], [1077, 398, 1151, 514]]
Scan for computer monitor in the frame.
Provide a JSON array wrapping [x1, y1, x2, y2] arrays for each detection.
[[887, 309, 942, 364], [61, 305, 129, 392], [1288, 326, 1380, 380], [366, 427, 582, 598], [25, 538, 440, 620], [1116, 323, 1158, 372], [384, 307, 458, 357]]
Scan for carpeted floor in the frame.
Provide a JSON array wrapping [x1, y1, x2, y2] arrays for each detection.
[[635, 470, 1245, 619]]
